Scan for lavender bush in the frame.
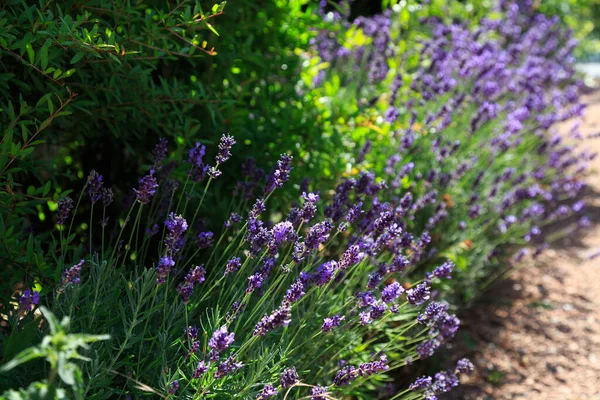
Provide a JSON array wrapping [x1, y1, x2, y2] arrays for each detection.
[[1, 1, 593, 399]]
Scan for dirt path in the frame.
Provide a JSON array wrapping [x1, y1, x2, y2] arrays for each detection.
[[445, 91, 600, 399]]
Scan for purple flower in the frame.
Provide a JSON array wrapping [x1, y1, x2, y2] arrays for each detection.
[[455, 358, 474, 374], [58, 260, 84, 292], [305, 220, 334, 250], [56, 196, 74, 225], [188, 142, 207, 168], [164, 213, 188, 253], [310, 385, 329, 400], [407, 283, 431, 305], [225, 212, 242, 228], [134, 170, 158, 204], [253, 304, 292, 336], [338, 245, 364, 271], [358, 355, 388, 376], [381, 282, 404, 303], [430, 371, 459, 394], [86, 170, 104, 204], [197, 232, 214, 249], [333, 365, 357, 387], [168, 380, 179, 394], [207, 166, 222, 178], [264, 154, 293, 193], [185, 325, 199, 341], [152, 137, 168, 169], [313, 260, 337, 286], [216, 134, 236, 164], [208, 325, 235, 354], [177, 265, 206, 302], [192, 360, 209, 378], [322, 314, 345, 332], [19, 289, 39, 312], [284, 279, 306, 303], [432, 261, 454, 279], [416, 338, 440, 359], [156, 256, 175, 284], [269, 221, 296, 253], [214, 355, 242, 379], [224, 257, 242, 275], [410, 376, 433, 391], [101, 188, 114, 207], [256, 384, 277, 400], [280, 367, 299, 388], [384, 106, 400, 122]]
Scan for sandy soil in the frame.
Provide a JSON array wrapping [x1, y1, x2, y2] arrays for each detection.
[[443, 91, 600, 400]]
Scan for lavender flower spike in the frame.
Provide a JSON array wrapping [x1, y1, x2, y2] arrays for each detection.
[[19, 289, 39, 312], [56, 196, 74, 226], [208, 325, 235, 354], [280, 367, 299, 388], [322, 314, 345, 332], [134, 170, 158, 204], [216, 134, 236, 164], [58, 260, 84, 292]]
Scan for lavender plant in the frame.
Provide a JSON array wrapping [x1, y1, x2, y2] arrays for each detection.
[[3, 134, 473, 399], [1, 1, 593, 399]]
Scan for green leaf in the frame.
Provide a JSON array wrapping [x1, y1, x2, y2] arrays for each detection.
[[25, 43, 34, 64], [39, 44, 48, 70], [60, 68, 76, 79], [0, 347, 46, 373], [204, 21, 219, 36], [70, 52, 85, 64], [27, 186, 35, 196]]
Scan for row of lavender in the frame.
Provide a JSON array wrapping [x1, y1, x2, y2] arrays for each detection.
[[8, 1, 591, 400]]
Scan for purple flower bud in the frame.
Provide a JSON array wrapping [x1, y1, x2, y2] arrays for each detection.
[[197, 231, 214, 249], [381, 282, 404, 303], [86, 170, 104, 204], [168, 380, 179, 394], [19, 289, 39, 312], [58, 260, 84, 292], [280, 367, 299, 388], [56, 196, 74, 225], [193, 361, 209, 378], [156, 256, 175, 284], [407, 283, 431, 305], [134, 170, 158, 204], [432, 261, 454, 279], [256, 384, 277, 399], [321, 314, 345, 332], [410, 376, 433, 391], [208, 325, 235, 354], [152, 137, 168, 169], [216, 134, 236, 164], [455, 358, 474, 374]]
